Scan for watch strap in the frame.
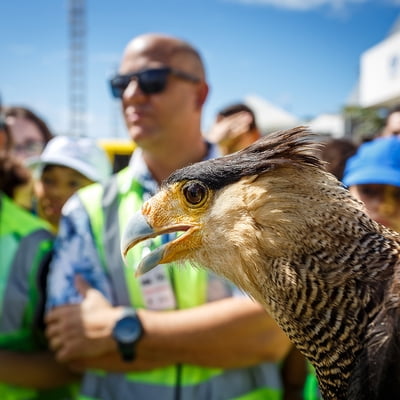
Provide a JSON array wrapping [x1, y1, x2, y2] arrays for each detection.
[[112, 307, 143, 362]]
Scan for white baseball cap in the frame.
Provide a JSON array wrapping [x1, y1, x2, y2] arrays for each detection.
[[30, 135, 112, 183]]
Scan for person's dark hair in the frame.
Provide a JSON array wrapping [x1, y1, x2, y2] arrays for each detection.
[[385, 104, 400, 122], [217, 103, 257, 131], [318, 137, 358, 181], [4, 106, 53, 143], [0, 154, 31, 198]]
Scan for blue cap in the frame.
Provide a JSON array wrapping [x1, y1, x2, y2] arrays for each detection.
[[343, 136, 400, 188]]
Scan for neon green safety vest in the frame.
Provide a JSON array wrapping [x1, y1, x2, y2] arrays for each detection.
[[0, 193, 76, 400], [303, 362, 322, 400], [77, 167, 283, 400]]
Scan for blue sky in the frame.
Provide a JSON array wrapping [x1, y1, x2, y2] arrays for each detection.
[[0, 0, 399, 138]]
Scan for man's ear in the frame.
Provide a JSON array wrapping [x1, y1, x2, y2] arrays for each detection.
[[195, 82, 209, 110]]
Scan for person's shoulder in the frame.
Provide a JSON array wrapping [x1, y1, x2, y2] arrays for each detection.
[[1, 194, 52, 236], [77, 179, 105, 200], [66, 171, 123, 216]]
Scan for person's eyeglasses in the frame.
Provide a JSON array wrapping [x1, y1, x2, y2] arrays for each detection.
[[109, 67, 201, 98], [13, 140, 45, 157]]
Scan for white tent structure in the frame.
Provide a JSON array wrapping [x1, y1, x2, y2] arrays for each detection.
[[307, 113, 345, 138], [356, 15, 400, 108], [244, 94, 301, 134]]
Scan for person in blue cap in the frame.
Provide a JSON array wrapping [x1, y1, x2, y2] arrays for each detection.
[[343, 136, 400, 232]]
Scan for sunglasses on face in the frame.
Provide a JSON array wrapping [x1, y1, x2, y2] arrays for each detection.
[[109, 67, 201, 98]]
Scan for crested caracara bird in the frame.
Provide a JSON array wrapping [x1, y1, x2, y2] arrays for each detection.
[[121, 126, 400, 400]]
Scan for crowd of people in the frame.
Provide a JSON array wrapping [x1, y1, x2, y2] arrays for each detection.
[[1, 32, 400, 400]]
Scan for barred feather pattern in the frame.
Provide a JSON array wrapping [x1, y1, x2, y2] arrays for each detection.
[[259, 233, 400, 400], [236, 183, 400, 400]]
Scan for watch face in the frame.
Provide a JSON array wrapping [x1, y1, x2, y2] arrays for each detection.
[[115, 316, 142, 344]]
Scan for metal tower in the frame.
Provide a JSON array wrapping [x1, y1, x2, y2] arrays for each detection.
[[68, 0, 86, 136]]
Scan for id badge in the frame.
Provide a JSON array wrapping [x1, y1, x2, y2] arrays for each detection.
[[138, 245, 177, 310]]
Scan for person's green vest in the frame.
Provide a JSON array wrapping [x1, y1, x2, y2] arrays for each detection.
[[0, 193, 77, 400], [77, 167, 283, 400], [303, 362, 322, 400]]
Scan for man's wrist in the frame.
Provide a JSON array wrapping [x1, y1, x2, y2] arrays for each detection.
[[112, 307, 144, 362], [98, 307, 127, 353]]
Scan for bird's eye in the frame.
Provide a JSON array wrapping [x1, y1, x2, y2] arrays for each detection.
[[182, 181, 208, 206]]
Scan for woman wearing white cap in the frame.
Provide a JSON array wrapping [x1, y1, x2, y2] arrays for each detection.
[[32, 136, 111, 232]]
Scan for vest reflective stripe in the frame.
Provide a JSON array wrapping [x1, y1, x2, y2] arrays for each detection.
[[0, 230, 51, 339], [105, 175, 136, 306], [116, 174, 150, 307], [81, 184, 107, 274], [0, 234, 19, 314], [80, 364, 281, 400], [78, 169, 283, 399]]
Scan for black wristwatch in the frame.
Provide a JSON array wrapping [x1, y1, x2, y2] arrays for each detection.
[[112, 307, 143, 362]]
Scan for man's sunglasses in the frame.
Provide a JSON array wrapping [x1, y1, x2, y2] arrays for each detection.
[[109, 67, 201, 98]]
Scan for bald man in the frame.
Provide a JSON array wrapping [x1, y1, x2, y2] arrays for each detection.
[[45, 33, 291, 400]]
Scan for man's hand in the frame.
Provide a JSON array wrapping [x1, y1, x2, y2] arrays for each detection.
[[208, 111, 252, 145], [45, 276, 124, 362]]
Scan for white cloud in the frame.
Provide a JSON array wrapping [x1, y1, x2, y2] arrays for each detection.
[[229, 0, 367, 11]]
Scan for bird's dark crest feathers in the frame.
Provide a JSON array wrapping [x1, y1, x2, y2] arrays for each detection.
[[164, 126, 323, 190]]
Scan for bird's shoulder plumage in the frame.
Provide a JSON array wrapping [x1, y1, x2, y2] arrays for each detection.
[[348, 257, 400, 399]]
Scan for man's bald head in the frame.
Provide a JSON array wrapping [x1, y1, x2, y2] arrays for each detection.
[[116, 33, 209, 169], [121, 33, 206, 79]]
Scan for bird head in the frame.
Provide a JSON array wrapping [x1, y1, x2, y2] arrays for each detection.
[[121, 126, 369, 286]]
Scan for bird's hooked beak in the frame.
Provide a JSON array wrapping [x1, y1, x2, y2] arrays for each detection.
[[121, 209, 196, 277], [121, 211, 169, 276]]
